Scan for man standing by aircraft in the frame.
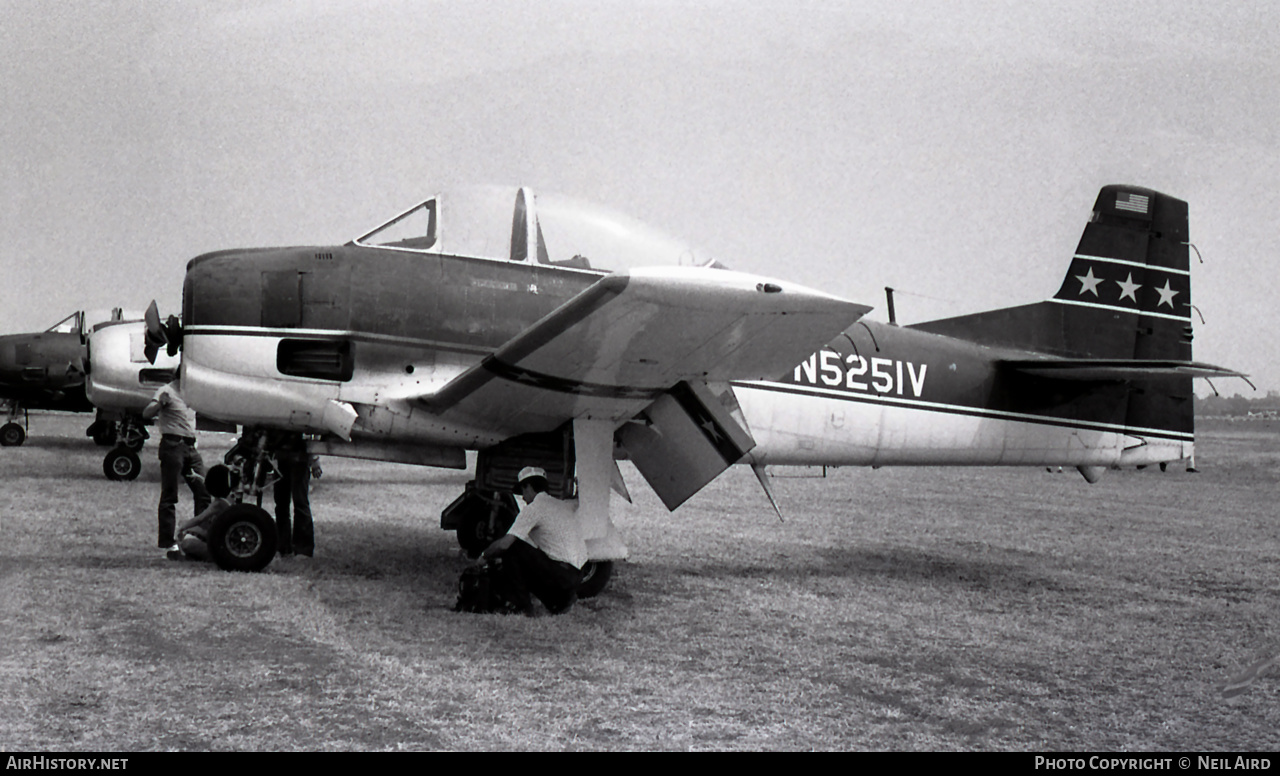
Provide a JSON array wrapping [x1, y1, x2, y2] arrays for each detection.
[[141, 376, 210, 556], [480, 466, 588, 615], [273, 431, 317, 557]]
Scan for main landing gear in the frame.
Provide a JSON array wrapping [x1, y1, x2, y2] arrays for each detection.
[[442, 481, 519, 558], [441, 480, 615, 600]]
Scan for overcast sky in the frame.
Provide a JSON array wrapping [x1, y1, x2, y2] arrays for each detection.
[[2, 0, 1276, 395]]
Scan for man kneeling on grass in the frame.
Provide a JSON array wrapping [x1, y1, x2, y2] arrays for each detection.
[[479, 466, 587, 615], [168, 465, 236, 561]]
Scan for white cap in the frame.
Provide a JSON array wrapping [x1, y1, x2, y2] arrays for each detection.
[[516, 466, 548, 484]]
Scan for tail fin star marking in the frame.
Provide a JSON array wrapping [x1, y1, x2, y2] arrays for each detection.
[[1052, 254, 1191, 323]]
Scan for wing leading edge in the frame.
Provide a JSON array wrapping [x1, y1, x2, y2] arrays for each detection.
[[418, 266, 871, 435]]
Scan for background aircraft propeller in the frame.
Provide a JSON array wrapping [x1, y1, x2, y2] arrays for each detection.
[[143, 300, 183, 364]]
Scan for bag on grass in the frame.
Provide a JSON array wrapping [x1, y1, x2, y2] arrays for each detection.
[[453, 559, 520, 614]]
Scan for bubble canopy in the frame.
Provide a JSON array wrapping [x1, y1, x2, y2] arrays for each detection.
[[350, 186, 721, 273]]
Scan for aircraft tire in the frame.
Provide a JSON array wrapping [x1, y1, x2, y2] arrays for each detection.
[[207, 504, 278, 573], [577, 560, 613, 599], [452, 490, 518, 558], [103, 449, 141, 481], [0, 423, 25, 447], [456, 513, 492, 559]]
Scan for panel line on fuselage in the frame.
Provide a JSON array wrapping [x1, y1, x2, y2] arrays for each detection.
[[734, 379, 1193, 442]]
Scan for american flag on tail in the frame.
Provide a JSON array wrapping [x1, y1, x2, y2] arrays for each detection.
[[1115, 191, 1150, 214]]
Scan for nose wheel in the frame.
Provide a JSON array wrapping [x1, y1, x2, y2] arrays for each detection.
[[207, 504, 278, 572], [0, 422, 26, 447], [103, 448, 141, 481]]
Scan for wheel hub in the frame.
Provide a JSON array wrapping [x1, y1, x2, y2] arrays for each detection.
[[225, 522, 263, 558]]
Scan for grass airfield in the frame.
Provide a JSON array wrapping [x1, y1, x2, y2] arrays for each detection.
[[1, 414, 1277, 751]]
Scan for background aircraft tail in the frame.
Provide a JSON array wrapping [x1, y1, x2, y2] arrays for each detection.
[[911, 184, 1203, 444]]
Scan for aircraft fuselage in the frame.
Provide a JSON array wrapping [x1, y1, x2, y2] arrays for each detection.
[[0, 330, 91, 413], [734, 320, 1189, 469], [182, 244, 609, 449]]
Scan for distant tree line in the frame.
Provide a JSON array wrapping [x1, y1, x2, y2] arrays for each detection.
[[1195, 391, 1280, 417]]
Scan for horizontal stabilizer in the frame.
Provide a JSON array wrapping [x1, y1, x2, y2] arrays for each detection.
[[1002, 359, 1245, 381]]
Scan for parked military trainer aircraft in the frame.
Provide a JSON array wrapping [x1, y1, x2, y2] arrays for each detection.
[[0, 310, 179, 479], [149, 184, 1238, 591], [0, 312, 92, 447], [83, 316, 181, 480]]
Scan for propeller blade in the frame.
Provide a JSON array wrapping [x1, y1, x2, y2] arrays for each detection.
[[143, 300, 167, 365], [144, 300, 162, 338]]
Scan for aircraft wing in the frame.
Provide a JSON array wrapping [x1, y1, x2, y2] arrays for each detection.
[[1002, 359, 1246, 381], [419, 266, 870, 434]]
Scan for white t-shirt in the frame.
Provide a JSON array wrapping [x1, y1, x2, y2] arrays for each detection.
[[150, 383, 198, 438], [507, 494, 589, 569]]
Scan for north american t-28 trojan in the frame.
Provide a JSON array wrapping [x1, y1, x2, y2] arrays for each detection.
[[1, 310, 179, 479], [146, 184, 1238, 594], [0, 312, 93, 447]]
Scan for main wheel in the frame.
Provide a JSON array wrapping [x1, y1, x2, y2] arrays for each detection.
[[448, 489, 518, 558], [103, 449, 141, 481], [0, 423, 25, 447], [577, 560, 614, 599], [207, 504, 278, 572]]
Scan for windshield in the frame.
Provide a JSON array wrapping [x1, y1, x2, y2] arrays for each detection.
[[351, 186, 721, 273], [45, 312, 83, 335]]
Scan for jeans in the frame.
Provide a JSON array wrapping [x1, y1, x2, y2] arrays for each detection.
[[489, 539, 583, 614], [158, 436, 211, 547], [273, 455, 313, 555]]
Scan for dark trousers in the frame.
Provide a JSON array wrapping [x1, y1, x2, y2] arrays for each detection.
[[158, 437, 210, 547], [274, 456, 313, 555], [490, 539, 582, 614]]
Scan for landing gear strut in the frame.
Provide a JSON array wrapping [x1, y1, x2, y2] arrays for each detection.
[[208, 428, 283, 572], [441, 481, 518, 558], [115, 415, 149, 452]]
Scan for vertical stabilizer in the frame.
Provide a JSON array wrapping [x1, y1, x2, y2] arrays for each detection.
[[911, 185, 1196, 441]]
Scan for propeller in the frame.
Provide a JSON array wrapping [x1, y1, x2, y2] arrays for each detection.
[[143, 300, 183, 364]]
